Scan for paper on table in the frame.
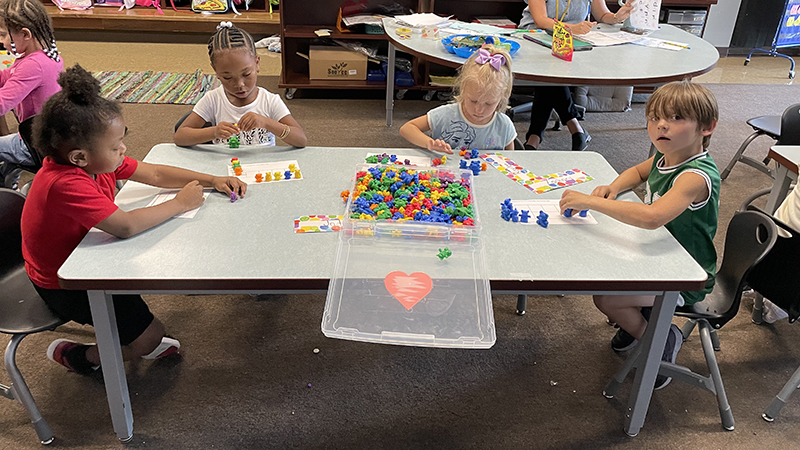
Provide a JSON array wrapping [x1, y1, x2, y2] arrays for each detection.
[[146, 189, 211, 219], [632, 36, 688, 51], [445, 21, 512, 36], [509, 199, 597, 225], [629, 0, 661, 31], [394, 13, 451, 28], [578, 29, 647, 46]]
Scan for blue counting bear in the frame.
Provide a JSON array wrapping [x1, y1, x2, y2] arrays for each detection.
[[520, 209, 530, 223], [500, 198, 515, 221], [536, 210, 549, 228], [284, 170, 292, 180], [470, 148, 479, 159], [459, 160, 468, 169], [469, 160, 481, 176], [579, 209, 588, 217], [564, 208, 589, 218]]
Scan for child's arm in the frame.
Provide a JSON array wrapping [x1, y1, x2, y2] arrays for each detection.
[[238, 112, 307, 148], [174, 112, 239, 147], [505, 141, 515, 150], [129, 160, 247, 196], [399, 115, 453, 154], [560, 164, 710, 230], [94, 180, 205, 239]]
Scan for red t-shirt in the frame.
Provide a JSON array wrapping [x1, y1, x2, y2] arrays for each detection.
[[22, 156, 138, 289]]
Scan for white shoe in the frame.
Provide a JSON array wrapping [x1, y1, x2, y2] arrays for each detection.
[[142, 337, 181, 360], [763, 299, 789, 324]]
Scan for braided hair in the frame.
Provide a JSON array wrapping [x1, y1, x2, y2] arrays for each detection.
[[0, 0, 59, 62], [208, 21, 257, 67], [33, 64, 122, 164]]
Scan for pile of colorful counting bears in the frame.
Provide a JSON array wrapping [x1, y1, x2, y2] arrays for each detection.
[[231, 158, 242, 176]]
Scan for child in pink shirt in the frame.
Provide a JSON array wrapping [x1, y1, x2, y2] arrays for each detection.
[[0, 0, 63, 188]]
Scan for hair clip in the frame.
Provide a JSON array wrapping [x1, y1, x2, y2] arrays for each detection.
[[217, 21, 234, 30], [474, 48, 506, 71]]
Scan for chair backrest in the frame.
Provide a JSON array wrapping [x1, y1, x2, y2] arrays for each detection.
[[745, 206, 800, 322], [778, 103, 800, 146], [0, 188, 25, 277], [17, 115, 44, 169], [683, 210, 777, 328]]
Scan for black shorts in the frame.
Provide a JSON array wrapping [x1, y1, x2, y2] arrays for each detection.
[[33, 284, 154, 347]]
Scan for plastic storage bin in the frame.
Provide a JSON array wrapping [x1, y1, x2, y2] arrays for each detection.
[[666, 9, 706, 25], [322, 164, 495, 348], [675, 24, 703, 37]]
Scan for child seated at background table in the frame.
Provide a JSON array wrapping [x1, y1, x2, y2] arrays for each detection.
[[399, 44, 516, 154], [21, 64, 247, 375], [174, 21, 307, 148], [559, 80, 720, 390], [760, 187, 800, 323]]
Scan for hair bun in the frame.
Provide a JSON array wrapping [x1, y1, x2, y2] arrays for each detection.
[[57, 64, 101, 106]]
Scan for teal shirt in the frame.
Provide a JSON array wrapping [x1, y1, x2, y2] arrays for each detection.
[[645, 151, 720, 305]]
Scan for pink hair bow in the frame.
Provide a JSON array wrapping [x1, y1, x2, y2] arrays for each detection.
[[475, 48, 506, 71]]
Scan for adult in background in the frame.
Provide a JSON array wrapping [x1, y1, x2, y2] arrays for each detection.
[[520, 0, 634, 150]]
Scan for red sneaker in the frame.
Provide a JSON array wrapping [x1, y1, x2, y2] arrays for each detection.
[[142, 336, 181, 360], [47, 339, 95, 374]]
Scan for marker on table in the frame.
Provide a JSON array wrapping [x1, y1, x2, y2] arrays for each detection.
[[664, 41, 690, 49]]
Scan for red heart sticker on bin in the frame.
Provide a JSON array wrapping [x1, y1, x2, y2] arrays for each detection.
[[384, 271, 433, 310]]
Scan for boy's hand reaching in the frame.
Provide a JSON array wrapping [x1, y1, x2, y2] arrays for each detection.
[[212, 176, 248, 197], [427, 139, 453, 154], [559, 189, 594, 215], [237, 112, 265, 132], [591, 185, 619, 200], [174, 180, 206, 212], [215, 122, 240, 140]]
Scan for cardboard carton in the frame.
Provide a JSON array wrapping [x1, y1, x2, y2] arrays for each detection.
[[309, 46, 367, 80]]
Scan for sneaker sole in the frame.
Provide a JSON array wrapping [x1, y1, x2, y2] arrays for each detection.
[[142, 337, 181, 360], [654, 325, 683, 390], [46, 338, 76, 364], [612, 339, 638, 353]]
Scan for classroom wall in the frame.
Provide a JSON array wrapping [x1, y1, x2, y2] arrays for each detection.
[[703, 0, 743, 48]]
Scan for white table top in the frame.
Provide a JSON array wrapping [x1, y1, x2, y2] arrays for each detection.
[[383, 19, 719, 85], [769, 145, 800, 175], [58, 145, 706, 293]]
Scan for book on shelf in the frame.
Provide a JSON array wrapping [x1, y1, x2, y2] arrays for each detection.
[[474, 16, 517, 29]]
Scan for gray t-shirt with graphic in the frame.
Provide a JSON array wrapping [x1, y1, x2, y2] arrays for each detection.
[[427, 103, 516, 151]]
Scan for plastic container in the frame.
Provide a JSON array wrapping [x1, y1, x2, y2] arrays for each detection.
[[666, 9, 706, 25], [674, 24, 703, 37], [441, 34, 520, 59], [321, 164, 494, 349]]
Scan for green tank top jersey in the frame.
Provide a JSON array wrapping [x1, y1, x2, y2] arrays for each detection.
[[644, 151, 720, 305]]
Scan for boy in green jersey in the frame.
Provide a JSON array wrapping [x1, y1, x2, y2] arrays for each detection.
[[559, 80, 719, 389]]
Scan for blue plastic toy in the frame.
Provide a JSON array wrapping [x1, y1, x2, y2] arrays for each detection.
[[579, 209, 588, 217], [284, 170, 292, 180], [563, 208, 573, 218], [520, 210, 530, 223]]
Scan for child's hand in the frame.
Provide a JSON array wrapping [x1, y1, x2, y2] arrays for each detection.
[[174, 180, 206, 212], [427, 139, 453, 154], [215, 122, 240, 140], [559, 189, 593, 215], [568, 20, 597, 35], [212, 176, 248, 197], [237, 112, 265, 132], [591, 185, 619, 200]]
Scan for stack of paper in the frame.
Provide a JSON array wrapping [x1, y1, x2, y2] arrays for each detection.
[[394, 13, 451, 28]]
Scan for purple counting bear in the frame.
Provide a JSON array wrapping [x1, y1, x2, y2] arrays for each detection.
[[230, 191, 238, 203]]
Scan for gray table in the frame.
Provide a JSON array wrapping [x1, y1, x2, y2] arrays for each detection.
[[382, 19, 720, 126], [59, 144, 707, 440]]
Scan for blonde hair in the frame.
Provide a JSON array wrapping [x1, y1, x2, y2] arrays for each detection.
[[453, 44, 513, 113], [646, 80, 719, 149]]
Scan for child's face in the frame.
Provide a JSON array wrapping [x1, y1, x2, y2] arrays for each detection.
[[82, 117, 127, 175], [0, 22, 33, 55], [460, 81, 501, 125], [212, 49, 260, 107], [647, 111, 713, 157]]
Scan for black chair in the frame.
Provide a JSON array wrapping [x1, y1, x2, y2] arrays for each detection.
[[0, 188, 64, 444], [2, 116, 41, 191], [607, 210, 777, 431], [174, 111, 212, 145], [720, 103, 800, 181]]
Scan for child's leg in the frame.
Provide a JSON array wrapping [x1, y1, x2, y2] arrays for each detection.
[[594, 295, 656, 340], [83, 317, 166, 365], [0, 134, 35, 188]]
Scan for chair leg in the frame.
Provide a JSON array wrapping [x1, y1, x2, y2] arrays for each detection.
[[699, 322, 735, 431], [4, 334, 55, 444], [710, 328, 721, 352], [603, 345, 642, 399], [516, 294, 526, 316], [720, 130, 763, 180], [752, 293, 765, 324], [763, 363, 800, 422]]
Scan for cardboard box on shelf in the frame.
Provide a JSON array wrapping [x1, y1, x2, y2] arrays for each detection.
[[309, 46, 367, 80]]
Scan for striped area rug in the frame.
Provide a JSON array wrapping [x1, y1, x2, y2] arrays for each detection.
[[92, 69, 220, 104]]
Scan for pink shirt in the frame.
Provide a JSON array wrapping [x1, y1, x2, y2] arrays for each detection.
[[0, 50, 64, 122]]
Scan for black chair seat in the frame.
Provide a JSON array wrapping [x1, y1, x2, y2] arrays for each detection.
[[747, 115, 781, 139], [0, 267, 62, 335]]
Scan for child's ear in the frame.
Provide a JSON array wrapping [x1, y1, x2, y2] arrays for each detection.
[[19, 27, 32, 41], [255, 55, 260, 66], [67, 149, 89, 168], [700, 119, 717, 137]]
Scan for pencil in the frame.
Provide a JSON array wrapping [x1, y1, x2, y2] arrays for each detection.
[[664, 41, 690, 49]]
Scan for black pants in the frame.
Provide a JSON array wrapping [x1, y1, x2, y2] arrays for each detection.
[[526, 86, 580, 141]]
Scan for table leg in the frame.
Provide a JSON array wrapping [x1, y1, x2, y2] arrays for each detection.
[[88, 290, 134, 442], [623, 291, 679, 437], [764, 164, 793, 215], [386, 44, 396, 128]]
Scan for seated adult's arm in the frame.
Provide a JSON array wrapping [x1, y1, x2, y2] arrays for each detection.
[[173, 111, 237, 147]]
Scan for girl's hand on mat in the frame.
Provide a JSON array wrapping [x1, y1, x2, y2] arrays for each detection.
[[427, 139, 453, 154], [216, 122, 240, 140], [591, 185, 618, 200], [237, 112, 265, 132], [212, 176, 248, 197], [559, 189, 593, 215], [175, 180, 206, 212]]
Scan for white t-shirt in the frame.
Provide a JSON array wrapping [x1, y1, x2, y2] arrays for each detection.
[[193, 86, 292, 146]]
